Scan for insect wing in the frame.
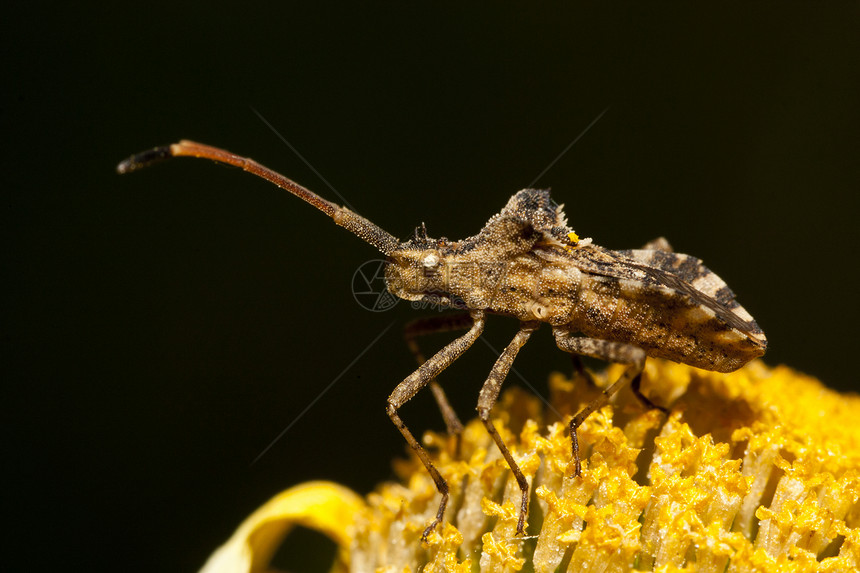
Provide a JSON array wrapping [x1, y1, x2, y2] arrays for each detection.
[[571, 246, 765, 344]]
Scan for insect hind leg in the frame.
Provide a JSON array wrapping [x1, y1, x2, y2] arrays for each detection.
[[631, 372, 668, 414], [569, 354, 599, 389], [552, 331, 648, 477]]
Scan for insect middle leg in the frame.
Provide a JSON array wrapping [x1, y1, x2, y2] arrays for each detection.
[[476, 321, 540, 535], [552, 330, 648, 477], [404, 312, 475, 448], [387, 309, 486, 540]]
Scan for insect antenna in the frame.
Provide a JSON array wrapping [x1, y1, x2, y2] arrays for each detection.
[[117, 140, 400, 255]]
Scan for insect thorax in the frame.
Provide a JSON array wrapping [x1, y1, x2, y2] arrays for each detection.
[[384, 189, 582, 315], [383, 238, 585, 322]]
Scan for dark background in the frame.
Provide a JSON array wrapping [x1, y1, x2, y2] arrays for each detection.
[[5, 3, 859, 572]]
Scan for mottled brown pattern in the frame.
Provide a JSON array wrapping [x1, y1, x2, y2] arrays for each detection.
[[118, 142, 768, 539], [385, 189, 766, 369]]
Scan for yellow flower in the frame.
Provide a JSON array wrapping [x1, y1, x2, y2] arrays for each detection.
[[200, 360, 860, 572]]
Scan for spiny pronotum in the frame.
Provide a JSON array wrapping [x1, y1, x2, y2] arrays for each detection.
[[118, 140, 767, 540]]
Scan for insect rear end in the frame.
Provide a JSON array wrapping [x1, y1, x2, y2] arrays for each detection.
[[562, 245, 767, 372]]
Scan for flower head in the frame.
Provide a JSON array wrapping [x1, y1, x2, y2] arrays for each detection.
[[201, 360, 860, 572]]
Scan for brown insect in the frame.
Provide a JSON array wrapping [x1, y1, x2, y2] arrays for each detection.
[[118, 140, 767, 539]]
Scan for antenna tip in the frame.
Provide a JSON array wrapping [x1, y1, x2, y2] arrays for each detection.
[[116, 145, 174, 174]]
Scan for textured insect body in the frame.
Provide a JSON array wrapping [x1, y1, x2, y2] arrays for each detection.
[[385, 189, 765, 372], [118, 141, 767, 541], [385, 191, 580, 319]]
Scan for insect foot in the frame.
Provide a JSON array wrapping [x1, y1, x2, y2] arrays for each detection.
[[119, 141, 766, 540]]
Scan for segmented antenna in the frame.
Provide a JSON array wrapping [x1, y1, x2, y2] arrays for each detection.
[[117, 140, 400, 255]]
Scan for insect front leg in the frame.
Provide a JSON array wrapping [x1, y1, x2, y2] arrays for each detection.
[[552, 330, 649, 477], [476, 321, 540, 535], [404, 313, 475, 449], [387, 310, 486, 541]]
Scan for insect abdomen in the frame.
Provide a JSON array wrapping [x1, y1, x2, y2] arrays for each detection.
[[572, 275, 765, 372]]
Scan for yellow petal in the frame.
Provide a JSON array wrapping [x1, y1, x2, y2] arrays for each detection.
[[199, 481, 365, 573]]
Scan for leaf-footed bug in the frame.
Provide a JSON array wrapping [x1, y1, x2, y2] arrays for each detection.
[[117, 140, 767, 540]]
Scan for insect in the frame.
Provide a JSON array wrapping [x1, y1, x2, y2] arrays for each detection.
[[118, 140, 767, 539]]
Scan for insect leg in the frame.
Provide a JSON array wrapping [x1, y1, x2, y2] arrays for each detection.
[[552, 331, 646, 477], [571, 356, 665, 418], [404, 313, 474, 445], [387, 310, 486, 540], [476, 321, 540, 535], [630, 373, 668, 413], [569, 354, 598, 389]]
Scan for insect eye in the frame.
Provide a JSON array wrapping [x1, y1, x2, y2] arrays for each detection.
[[422, 253, 440, 268]]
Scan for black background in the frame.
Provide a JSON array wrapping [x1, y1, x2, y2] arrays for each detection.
[[5, 3, 859, 572]]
